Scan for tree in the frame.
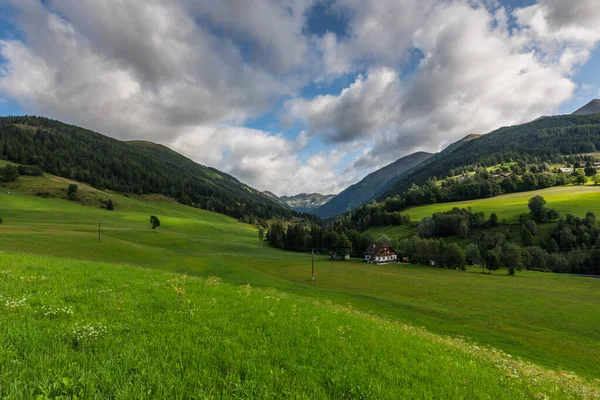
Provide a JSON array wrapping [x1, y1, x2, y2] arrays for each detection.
[[585, 166, 597, 177], [528, 196, 546, 221], [546, 238, 559, 253], [106, 199, 114, 211], [464, 243, 481, 268], [572, 170, 587, 185], [501, 244, 524, 271], [258, 228, 265, 251], [378, 234, 392, 244], [0, 217, 3, 226], [484, 250, 501, 274], [594, 174, 600, 186], [525, 219, 537, 235], [445, 243, 466, 270], [488, 213, 498, 227], [149, 215, 161, 229], [68, 184, 78, 201], [521, 225, 534, 246]]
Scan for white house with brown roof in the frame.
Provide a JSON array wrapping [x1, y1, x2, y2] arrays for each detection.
[[363, 243, 398, 264]]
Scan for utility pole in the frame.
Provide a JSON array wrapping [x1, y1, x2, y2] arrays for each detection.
[[98, 219, 101, 242], [311, 249, 315, 281]]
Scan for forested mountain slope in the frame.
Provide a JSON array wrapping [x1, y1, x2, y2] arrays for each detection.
[[316, 151, 432, 218], [0, 116, 295, 220], [378, 113, 600, 201]]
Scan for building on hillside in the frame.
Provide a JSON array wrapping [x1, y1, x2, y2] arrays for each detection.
[[363, 243, 398, 264], [594, 162, 600, 168], [559, 167, 574, 174], [331, 252, 350, 261]]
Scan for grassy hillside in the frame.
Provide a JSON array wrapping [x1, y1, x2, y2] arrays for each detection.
[[316, 151, 432, 218], [4, 254, 599, 398], [2, 174, 600, 384], [0, 116, 294, 221]]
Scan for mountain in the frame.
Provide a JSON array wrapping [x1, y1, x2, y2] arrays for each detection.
[[378, 112, 600, 201], [315, 151, 433, 218], [0, 116, 295, 221], [261, 191, 291, 209], [573, 99, 600, 115], [442, 134, 482, 153], [280, 193, 336, 213]]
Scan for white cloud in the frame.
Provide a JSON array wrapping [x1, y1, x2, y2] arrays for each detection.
[[285, 0, 594, 172], [169, 125, 352, 195], [0, 0, 599, 196]]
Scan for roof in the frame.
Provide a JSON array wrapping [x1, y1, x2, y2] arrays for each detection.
[[363, 243, 396, 256]]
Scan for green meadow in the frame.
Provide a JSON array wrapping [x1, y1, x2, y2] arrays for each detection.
[[3, 253, 597, 399], [403, 185, 600, 223], [366, 185, 600, 241], [1, 174, 600, 397]]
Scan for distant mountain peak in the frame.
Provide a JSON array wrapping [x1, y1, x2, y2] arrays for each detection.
[[280, 193, 336, 213], [573, 99, 600, 115]]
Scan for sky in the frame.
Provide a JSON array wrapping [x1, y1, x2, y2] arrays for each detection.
[[0, 0, 599, 196]]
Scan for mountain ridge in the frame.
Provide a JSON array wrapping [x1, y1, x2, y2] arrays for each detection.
[[315, 151, 433, 218], [573, 99, 600, 115], [280, 192, 336, 213]]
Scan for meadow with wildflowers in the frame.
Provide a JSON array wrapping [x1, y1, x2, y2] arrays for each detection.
[[1, 253, 599, 399], [1, 174, 600, 397]]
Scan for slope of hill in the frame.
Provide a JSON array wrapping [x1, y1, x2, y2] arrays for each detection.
[[2, 175, 600, 381], [261, 190, 291, 209], [442, 133, 482, 153], [280, 192, 336, 213], [0, 116, 293, 220], [315, 152, 432, 218], [4, 253, 597, 398], [378, 113, 600, 201], [573, 99, 600, 115]]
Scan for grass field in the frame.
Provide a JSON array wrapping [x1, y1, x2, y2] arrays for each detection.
[[403, 186, 600, 223], [3, 253, 598, 399], [366, 185, 600, 242], [2, 174, 600, 395]]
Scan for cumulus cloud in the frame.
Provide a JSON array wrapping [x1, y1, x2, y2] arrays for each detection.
[[285, 0, 595, 171], [169, 125, 353, 195], [0, 0, 599, 196]]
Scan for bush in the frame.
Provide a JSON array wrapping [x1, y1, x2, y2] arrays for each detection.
[[67, 184, 78, 201], [149, 215, 161, 229]]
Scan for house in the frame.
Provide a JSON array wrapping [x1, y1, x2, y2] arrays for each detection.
[[363, 243, 398, 264], [331, 252, 350, 261], [594, 162, 600, 168], [559, 167, 574, 174]]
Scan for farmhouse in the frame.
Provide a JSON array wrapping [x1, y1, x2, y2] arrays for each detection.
[[363, 243, 398, 264], [559, 167, 574, 174]]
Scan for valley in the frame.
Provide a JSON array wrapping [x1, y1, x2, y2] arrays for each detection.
[[1, 173, 600, 391]]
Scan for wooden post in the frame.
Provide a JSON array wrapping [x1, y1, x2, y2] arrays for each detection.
[[311, 249, 315, 281]]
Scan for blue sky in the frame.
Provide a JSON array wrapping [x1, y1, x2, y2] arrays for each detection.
[[0, 0, 599, 195]]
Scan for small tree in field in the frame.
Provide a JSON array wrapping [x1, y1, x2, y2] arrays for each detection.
[[594, 174, 600, 186], [149, 215, 161, 229], [484, 251, 501, 274], [528, 196, 546, 220], [0, 217, 3, 226], [67, 184, 78, 201], [445, 243, 466, 270], [106, 199, 114, 211]]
